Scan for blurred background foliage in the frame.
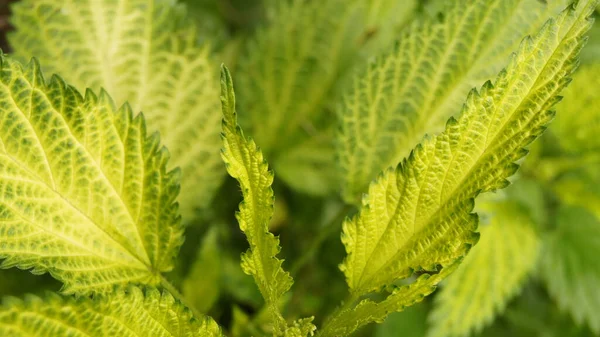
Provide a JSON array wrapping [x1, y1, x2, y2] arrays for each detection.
[[0, 0, 599, 336]]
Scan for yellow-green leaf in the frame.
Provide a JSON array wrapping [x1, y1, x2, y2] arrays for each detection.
[[428, 201, 540, 337], [0, 287, 223, 337], [0, 55, 183, 294], [220, 66, 315, 336], [340, 0, 596, 295], [337, 0, 569, 203]]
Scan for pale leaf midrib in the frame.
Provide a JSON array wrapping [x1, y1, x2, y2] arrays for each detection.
[[392, 0, 528, 167]]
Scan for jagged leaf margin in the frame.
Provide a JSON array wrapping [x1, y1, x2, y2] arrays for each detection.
[[427, 201, 540, 337], [220, 66, 315, 336], [340, 0, 596, 295], [0, 286, 223, 336], [0, 54, 183, 294], [337, 0, 570, 202]]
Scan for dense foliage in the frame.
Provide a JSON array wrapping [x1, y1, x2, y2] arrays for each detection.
[[0, 0, 598, 336]]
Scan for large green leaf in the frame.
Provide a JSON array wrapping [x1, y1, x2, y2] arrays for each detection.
[[340, 0, 596, 295], [220, 66, 314, 336], [9, 0, 223, 219], [0, 286, 223, 336], [428, 201, 540, 337], [337, 0, 570, 202], [0, 55, 183, 294], [541, 206, 600, 334]]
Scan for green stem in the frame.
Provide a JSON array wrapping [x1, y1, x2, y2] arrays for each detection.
[[160, 275, 203, 320]]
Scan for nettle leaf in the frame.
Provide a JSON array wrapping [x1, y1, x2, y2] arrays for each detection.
[[236, 0, 418, 191], [553, 63, 600, 153], [428, 201, 540, 337], [340, 0, 596, 295], [541, 206, 600, 334], [0, 286, 223, 336], [220, 67, 315, 336], [318, 260, 461, 337], [0, 55, 183, 294], [337, 0, 570, 203], [9, 0, 223, 219]]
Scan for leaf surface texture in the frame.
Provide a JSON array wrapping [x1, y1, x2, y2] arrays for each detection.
[[340, 0, 596, 294], [0, 55, 183, 294], [428, 201, 540, 337], [0, 287, 222, 336], [220, 67, 314, 336], [337, 0, 570, 202]]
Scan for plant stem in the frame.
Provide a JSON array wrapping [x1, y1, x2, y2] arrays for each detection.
[[160, 274, 203, 319]]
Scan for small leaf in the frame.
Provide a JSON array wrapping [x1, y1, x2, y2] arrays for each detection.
[[339, 0, 596, 295], [220, 66, 314, 335], [428, 201, 540, 337], [541, 206, 600, 334], [319, 260, 461, 337], [0, 55, 183, 294], [0, 286, 223, 336]]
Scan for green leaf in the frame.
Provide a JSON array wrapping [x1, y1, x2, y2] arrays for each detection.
[[182, 227, 221, 314], [319, 260, 461, 337], [236, 0, 418, 161], [0, 55, 183, 294], [553, 63, 600, 154], [541, 206, 600, 334], [0, 286, 223, 336], [220, 66, 315, 336], [337, 0, 570, 203], [9, 0, 224, 219], [428, 201, 540, 337], [340, 0, 596, 295]]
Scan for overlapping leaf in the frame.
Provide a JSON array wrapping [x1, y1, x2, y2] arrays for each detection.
[[540, 207, 600, 334], [0, 287, 223, 336], [0, 55, 183, 294], [236, 0, 418, 194], [9, 0, 224, 219], [220, 67, 314, 336], [428, 202, 540, 337], [337, 0, 570, 202], [340, 0, 596, 295]]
